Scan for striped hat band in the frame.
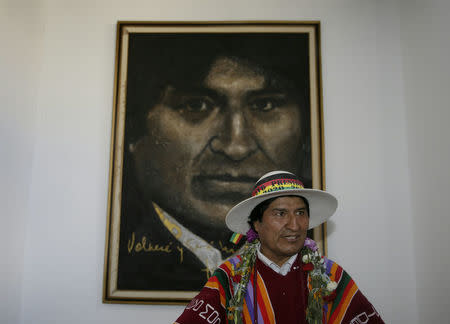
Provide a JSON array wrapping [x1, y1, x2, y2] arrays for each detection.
[[251, 172, 305, 197]]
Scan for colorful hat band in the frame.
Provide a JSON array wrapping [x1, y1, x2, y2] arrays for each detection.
[[251, 178, 305, 197]]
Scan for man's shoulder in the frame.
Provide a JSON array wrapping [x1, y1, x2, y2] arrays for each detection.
[[321, 257, 358, 289], [321, 257, 385, 323], [204, 254, 244, 288], [322, 257, 343, 275], [212, 254, 243, 277]]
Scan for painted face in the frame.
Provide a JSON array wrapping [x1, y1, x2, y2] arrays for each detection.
[[254, 196, 309, 266], [132, 57, 306, 238]]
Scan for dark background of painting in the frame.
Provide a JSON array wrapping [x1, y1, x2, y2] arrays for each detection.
[[117, 33, 312, 292]]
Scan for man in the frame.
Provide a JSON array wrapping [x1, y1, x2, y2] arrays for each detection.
[[118, 34, 313, 291], [175, 171, 384, 323]]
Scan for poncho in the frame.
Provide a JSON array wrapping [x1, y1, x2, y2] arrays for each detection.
[[175, 254, 384, 324]]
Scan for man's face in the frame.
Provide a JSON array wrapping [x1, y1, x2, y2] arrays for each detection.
[[254, 196, 309, 266], [132, 57, 306, 235]]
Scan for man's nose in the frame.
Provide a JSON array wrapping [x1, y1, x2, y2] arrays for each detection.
[[285, 213, 301, 230], [209, 110, 257, 161]]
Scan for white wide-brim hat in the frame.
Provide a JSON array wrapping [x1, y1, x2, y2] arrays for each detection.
[[225, 170, 338, 234]]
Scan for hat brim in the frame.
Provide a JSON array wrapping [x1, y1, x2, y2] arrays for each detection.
[[225, 189, 338, 234]]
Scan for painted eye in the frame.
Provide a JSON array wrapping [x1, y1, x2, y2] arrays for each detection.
[[250, 98, 276, 111], [174, 96, 217, 123], [249, 96, 287, 112], [183, 98, 214, 112]]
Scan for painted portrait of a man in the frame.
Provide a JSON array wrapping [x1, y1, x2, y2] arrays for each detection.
[[104, 23, 322, 303]]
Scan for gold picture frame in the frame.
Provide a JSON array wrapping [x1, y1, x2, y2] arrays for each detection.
[[103, 21, 326, 304]]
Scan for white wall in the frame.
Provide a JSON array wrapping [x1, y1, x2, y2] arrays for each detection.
[[399, 0, 450, 322], [2, 0, 448, 323], [324, 2, 418, 323], [1, 1, 43, 323]]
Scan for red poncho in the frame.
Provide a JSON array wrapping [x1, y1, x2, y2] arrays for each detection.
[[175, 254, 384, 324]]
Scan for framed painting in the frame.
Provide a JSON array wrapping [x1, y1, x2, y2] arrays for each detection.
[[103, 21, 326, 304]]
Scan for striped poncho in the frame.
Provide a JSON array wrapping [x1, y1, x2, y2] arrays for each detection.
[[175, 254, 384, 324]]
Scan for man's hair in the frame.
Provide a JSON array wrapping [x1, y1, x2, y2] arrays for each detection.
[[247, 195, 310, 230]]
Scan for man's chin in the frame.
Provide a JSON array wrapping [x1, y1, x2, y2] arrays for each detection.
[[280, 241, 306, 255]]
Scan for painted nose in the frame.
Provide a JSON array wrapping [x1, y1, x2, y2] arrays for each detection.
[[209, 111, 257, 161]]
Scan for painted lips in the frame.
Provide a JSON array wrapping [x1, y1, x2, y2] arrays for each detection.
[[192, 174, 258, 202]]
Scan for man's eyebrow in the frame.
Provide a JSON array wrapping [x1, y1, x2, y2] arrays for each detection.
[[272, 208, 288, 212], [271, 207, 307, 212]]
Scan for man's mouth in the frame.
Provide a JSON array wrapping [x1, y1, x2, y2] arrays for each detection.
[[282, 234, 302, 242]]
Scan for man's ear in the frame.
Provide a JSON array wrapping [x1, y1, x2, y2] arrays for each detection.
[[253, 221, 260, 234]]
